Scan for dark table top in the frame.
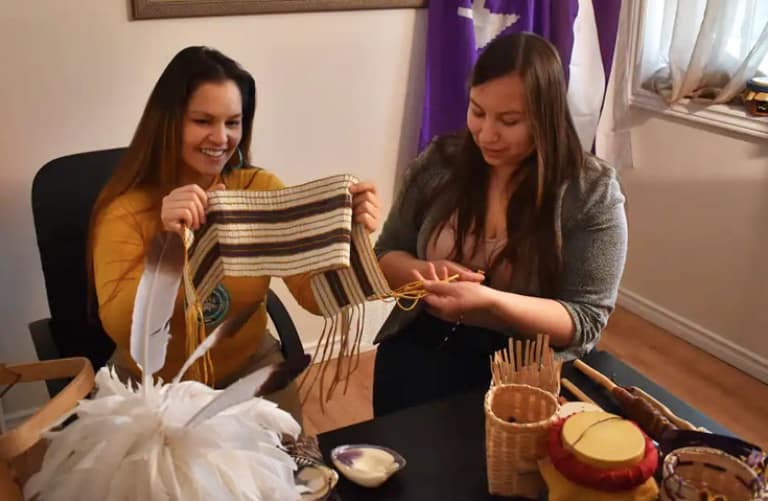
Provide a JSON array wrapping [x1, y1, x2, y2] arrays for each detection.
[[318, 350, 732, 500]]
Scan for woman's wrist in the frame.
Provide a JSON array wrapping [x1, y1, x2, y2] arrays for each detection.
[[481, 286, 502, 311]]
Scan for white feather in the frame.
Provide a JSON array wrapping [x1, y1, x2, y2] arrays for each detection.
[[130, 232, 184, 383], [184, 364, 276, 427], [157, 446, 184, 501]]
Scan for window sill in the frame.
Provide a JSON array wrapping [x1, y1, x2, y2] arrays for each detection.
[[629, 89, 768, 140]]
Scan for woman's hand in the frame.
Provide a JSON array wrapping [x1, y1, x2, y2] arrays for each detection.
[[161, 183, 225, 233], [415, 260, 485, 284], [414, 268, 494, 324], [349, 182, 381, 233]]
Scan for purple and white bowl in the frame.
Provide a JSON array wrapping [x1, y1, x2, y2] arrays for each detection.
[[330, 444, 406, 488]]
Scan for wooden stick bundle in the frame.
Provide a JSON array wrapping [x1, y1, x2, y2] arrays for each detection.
[[490, 334, 561, 394]]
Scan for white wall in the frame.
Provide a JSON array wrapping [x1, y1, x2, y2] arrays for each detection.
[[619, 110, 768, 379], [0, 2, 426, 416]]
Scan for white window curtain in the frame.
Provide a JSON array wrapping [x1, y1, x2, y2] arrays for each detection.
[[642, 0, 768, 104], [596, 0, 634, 170], [596, 0, 768, 170], [567, 0, 606, 152]]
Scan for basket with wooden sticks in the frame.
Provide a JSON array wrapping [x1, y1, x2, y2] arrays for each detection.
[[485, 383, 559, 498], [490, 334, 562, 395]]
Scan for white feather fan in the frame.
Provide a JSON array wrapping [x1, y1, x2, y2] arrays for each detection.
[[25, 233, 306, 501]]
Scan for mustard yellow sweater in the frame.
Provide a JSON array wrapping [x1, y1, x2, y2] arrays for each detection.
[[92, 168, 319, 383]]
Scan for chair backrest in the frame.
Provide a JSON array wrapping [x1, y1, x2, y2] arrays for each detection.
[[31, 148, 126, 369]]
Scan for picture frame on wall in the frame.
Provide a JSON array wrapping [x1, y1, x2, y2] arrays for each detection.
[[131, 0, 427, 20]]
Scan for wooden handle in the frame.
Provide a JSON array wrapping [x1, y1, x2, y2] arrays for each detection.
[[628, 386, 698, 431], [561, 378, 599, 406], [573, 359, 618, 392], [0, 357, 94, 460]]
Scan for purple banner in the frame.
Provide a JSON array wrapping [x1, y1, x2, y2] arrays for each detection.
[[419, 0, 579, 150]]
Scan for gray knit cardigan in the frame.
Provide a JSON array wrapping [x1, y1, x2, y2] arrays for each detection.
[[373, 135, 628, 360]]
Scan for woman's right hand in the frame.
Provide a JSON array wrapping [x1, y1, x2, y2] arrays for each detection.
[[415, 260, 485, 283], [161, 183, 224, 233]]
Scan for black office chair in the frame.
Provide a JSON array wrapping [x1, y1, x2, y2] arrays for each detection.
[[30, 148, 305, 396]]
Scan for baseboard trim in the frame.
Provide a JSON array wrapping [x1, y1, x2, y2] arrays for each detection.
[[617, 287, 768, 384]]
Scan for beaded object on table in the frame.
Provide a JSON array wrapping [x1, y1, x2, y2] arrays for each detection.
[[661, 446, 767, 501]]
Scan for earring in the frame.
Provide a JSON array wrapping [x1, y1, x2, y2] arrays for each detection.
[[230, 147, 244, 169]]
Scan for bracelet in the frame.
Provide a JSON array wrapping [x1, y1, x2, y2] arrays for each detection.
[[439, 314, 464, 348]]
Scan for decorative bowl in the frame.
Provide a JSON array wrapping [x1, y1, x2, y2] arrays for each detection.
[[330, 444, 406, 488]]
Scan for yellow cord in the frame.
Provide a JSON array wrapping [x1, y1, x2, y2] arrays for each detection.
[[374, 273, 462, 311], [181, 227, 214, 385]]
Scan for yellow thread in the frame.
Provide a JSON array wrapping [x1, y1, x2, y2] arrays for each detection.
[[373, 273, 461, 311], [181, 227, 214, 386]]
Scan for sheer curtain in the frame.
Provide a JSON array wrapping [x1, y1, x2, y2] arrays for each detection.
[[596, 0, 768, 171], [567, 0, 605, 151], [642, 0, 768, 104], [595, 0, 634, 170]]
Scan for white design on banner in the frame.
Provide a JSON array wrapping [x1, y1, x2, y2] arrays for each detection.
[[458, 0, 521, 49]]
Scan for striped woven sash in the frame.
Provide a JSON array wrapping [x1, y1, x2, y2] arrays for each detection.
[[182, 174, 391, 397], [188, 174, 358, 303]]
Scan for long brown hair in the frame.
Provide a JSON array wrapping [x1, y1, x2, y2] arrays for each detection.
[[436, 32, 585, 295], [86, 46, 257, 295]]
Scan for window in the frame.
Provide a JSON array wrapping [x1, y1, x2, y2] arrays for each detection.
[[627, 0, 768, 139]]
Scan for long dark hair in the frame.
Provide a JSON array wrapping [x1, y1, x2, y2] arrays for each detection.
[[436, 32, 585, 294], [86, 46, 256, 298]]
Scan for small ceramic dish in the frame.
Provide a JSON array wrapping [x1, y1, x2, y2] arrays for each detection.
[[295, 460, 339, 501], [330, 444, 406, 488]]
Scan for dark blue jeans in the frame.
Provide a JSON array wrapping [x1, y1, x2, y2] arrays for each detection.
[[373, 312, 508, 416]]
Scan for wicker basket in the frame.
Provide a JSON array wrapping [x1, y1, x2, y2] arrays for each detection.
[[661, 446, 764, 500], [0, 358, 94, 500], [485, 383, 559, 498]]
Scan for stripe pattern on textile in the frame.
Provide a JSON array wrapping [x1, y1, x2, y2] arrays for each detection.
[[187, 174, 356, 303], [310, 223, 391, 318]]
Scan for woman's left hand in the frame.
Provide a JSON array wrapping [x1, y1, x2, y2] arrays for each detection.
[[414, 269, 494, 324], [349, 182, 381, 233]]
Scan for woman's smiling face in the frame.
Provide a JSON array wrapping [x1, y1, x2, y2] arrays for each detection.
[[180, 80, 243, 185]]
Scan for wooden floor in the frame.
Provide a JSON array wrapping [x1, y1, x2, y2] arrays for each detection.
[[300, 306, 768, 448]]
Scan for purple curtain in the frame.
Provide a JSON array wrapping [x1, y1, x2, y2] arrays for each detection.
[[418, 0, 579, 150], [592, 0, 622, 88]]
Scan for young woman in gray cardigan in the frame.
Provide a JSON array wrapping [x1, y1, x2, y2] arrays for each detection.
[[372, 33, 628, 415]]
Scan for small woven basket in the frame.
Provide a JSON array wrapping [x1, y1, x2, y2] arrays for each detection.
[[661, 446, 764, 500], [485, 383, 559, 498]]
